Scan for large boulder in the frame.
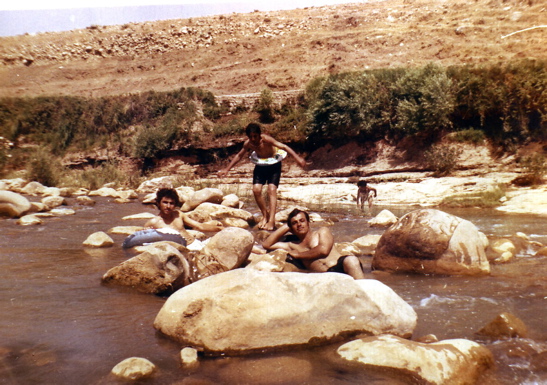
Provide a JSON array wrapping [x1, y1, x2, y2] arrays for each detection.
[[0, 191, 31, 217], [153, 269, 417, 354], [193, 227, 254, 280], [337, 335, 494, 385], [102, 242, 192, 294], [186, 202, 253, 224], [181, 188, 224, 212], [372, 209, 490, 275]]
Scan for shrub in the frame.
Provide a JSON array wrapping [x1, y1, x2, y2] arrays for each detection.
[[449, 128, 485, 145], [26, 148, 62, 186], [519, 153, 546, 186], [255, 88, 276, 123], [424, 144, 462, 176]]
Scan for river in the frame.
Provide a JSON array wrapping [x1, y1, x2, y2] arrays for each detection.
[[0, 196, 546, 384]]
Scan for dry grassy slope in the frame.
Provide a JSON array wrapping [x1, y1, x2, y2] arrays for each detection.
[[0, 0, 545, 99]]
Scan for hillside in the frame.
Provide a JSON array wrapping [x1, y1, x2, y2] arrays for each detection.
[[1, 0, 546, 99]]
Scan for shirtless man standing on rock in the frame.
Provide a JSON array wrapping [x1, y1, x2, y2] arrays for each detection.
[[218, 123, 307, 231], [262, 208, 365, 279]]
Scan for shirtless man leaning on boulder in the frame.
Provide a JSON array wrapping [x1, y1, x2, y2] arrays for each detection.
[[262, 208, 365, 279]]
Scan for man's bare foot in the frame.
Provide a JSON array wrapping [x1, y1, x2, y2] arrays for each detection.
[[262, 219, 276, 231], [257, 217, 268, 229]]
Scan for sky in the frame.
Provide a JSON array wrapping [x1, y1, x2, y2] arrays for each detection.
[[0, 0, 358, 37]]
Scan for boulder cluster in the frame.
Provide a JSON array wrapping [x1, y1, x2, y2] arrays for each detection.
[[2, 174, 544, 383]]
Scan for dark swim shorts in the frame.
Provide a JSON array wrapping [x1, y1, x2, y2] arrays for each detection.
[[253, 162, 282, 186], [327, 256, 363, 275]]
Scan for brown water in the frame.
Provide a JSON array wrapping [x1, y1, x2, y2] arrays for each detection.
[[1, 197, 546, 384]]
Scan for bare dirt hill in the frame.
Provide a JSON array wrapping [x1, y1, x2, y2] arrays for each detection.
[[0, 0, 545, 99]]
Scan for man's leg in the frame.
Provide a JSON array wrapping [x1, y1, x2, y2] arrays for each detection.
[[263, 183, 278, 231], [252, 183, 269, 229], [343, 256, 366, 279]]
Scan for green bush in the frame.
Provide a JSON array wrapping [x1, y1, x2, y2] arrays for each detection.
[[255, 88, 276, 123], [26, 148, 62, 186], [424, 144, 462, 176], [450, 129, 485, 144], [519, 153, 546, 185]]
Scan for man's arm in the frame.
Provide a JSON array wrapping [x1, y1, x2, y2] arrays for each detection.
[[262, 223, 292, 252], [290, 227, 334, 260], [263, 135, 307, 169], [182, 213, 224, 232], [218, 141, 249, 178]]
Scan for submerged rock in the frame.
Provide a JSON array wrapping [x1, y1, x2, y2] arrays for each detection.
[[154, 269, 417, 354], [83, 231, 114, 248], [102, 242, 192, 294], [111, 357, 155, 380], [337, 335, 494, 385], [0, 191, 31, 218], [372, 209, 490, 275], [476, 312, 528, 339]]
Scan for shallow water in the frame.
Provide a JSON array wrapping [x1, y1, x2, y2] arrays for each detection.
[[0, 197, 546, 384]]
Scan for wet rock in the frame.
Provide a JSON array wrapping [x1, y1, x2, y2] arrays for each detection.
[[187, 202, 253, 224], [76, 196, 96, 206], [486, 237, 516, 263], [89, 186, 119, 198], [41, 195, 65, 210], [372, 209, 490, 276], [180, 347, 199, 368], [111, 357, 156, 380], [122, 212, 155, 220], [21, 181, 48, 195], [221, 193, 240, 208], [246, 249, 287, 272], [477, 312, 528, 339], [368, 209, 397, 227], [108, 226, 144, 235], [83, 231, 114, 247], [181, 188, 224, 211], [0, 191, 31, 217], [154, 269, 417, 353], [102, 242, 192, 294], [49, 208, 75, 216], [193, 227, 254, 279], [16, 214, 43, 226], [415, 334, 439, 343], [351, 234, 381, 256], [535, 246, 547, 257], [337, 335, 494, 385]]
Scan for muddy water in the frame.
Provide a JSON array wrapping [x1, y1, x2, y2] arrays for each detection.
[[0, 198, 546, 384]]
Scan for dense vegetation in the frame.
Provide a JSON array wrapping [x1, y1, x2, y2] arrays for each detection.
[[0, 59, 545, 186]]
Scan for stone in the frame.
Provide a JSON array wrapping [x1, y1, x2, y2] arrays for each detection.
[[122, 212, 156, 220], [477, 312, 528, 339], [187, 202, 253, 223], [83, 231, 114, 248], [351, 234, 382, 255], [181, 188, 224, 212], [111, 357, 155, 380], [180, 347, 199, 368], [221, 193, 240, 208], [109, 226, 144, 235], [102, 242, 192, 294], [368, 209, 398, 227], [136, 176, 175, 194], [337, 335, 494, 385], [41, 195, 65, 210], [154, 269, 417, 353], [246, 249, 287, 272], [76, 196, 96, 206], [21, 181, 48, 195], [89, 187, 119, 198], [16, 214, 43, 226], [193, 227, 254, 279], [0, 191, 31, 217], [372, 209, 490, 275]]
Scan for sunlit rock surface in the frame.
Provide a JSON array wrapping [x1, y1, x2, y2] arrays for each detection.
[[154, 269, 417, 354]]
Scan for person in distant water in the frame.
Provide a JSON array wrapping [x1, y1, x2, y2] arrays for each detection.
[[262, 208, 365, 279], [356, 179, 377, 212], [218, 123, 307, 231], [145, 187, 224, 249]]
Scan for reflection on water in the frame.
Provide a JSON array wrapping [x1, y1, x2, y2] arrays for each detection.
[[0, 197, 546, 384]]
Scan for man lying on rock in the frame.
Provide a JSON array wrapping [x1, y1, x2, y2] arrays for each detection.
[[262, 208, 365, 279], [145, 187, 224, 250]]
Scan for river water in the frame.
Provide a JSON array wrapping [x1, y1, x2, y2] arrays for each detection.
[[0, 196, 546, 384]]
